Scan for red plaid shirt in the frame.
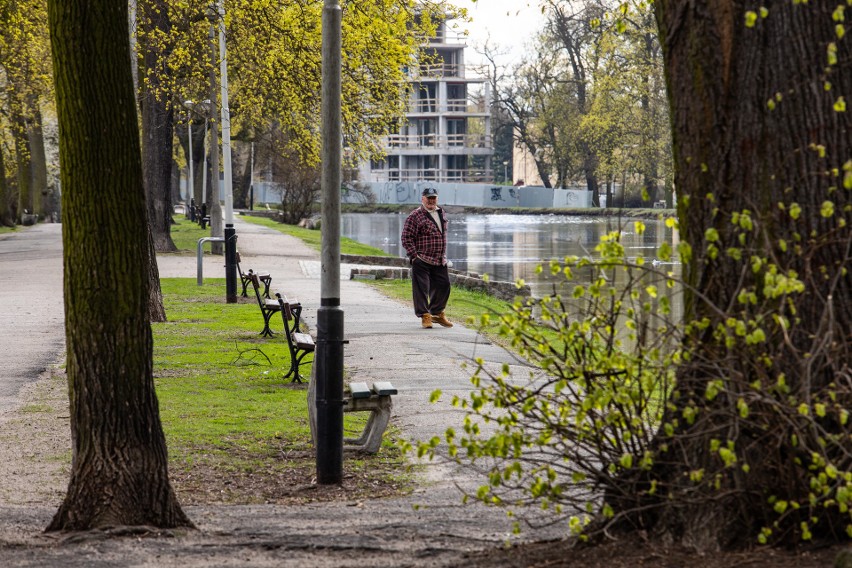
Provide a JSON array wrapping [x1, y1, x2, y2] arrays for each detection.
[[402, 205, 448, 266]]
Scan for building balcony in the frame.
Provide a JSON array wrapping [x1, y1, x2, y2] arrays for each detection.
[[409, 63, 486, 81], [369, 168, 494, 184], [407, 97, 488, 114], [386, 133, 492, 150], [415, 30, 468, 46]]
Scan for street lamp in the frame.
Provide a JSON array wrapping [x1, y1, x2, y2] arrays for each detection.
[[215, 0, 237, 304], [503, 160, 509, 185], [316, 0, 344, 485]]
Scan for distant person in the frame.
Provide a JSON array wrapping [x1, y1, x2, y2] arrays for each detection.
[[401, 187, 453, 329]]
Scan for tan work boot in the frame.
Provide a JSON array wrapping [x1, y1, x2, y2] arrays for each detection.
[[421, 313, 433, 329], [433, 312, 453, 328]]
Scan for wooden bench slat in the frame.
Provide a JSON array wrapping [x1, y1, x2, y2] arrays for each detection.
[[348, 382, 371, 399], [292, 332, 315, 350], [372, 381, 398, 396]]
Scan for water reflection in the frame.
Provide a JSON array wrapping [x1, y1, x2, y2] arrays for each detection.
[[341, 212, 680, 298]]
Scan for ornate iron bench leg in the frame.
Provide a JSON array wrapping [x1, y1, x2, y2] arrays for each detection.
[[261, 310, 275, 337], [292, 349, 312, 383]]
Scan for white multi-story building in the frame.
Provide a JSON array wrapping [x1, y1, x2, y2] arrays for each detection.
[[359, 19, 494, 184]]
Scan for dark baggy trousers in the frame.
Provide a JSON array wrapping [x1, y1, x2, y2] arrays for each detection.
[[411, 258, 451, 317]]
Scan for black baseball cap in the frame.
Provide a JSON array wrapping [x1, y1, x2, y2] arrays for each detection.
[[422, 187, 438, 197]]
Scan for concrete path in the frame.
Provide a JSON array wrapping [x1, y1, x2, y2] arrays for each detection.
[[0, 217, 559, 567], [0, 223, 65, 412], [161, 217, 535, 443]]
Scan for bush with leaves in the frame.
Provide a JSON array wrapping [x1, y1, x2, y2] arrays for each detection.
[[416, 215, 851, 547]]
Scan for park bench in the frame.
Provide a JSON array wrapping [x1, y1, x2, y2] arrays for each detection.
[[236, 253, 271, 298], [249, 272, 282, 337], [307, 379, 397, 454], [276, 293, 315, 383], [193, 205, 210, 229]]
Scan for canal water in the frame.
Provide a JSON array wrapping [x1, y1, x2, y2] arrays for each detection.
[[341, 212, 679, 298]]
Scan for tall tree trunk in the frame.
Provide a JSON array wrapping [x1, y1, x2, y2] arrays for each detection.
[[609, 0, 852, 549], [13, 112, 32, 221], [177, 120, 206, 212], [46, 0, 191, 531], [548, 1, 601, 205], [146, 224, 167, 323], [27, 104, 48, 218], [136, 0, 170, 323], [193, 121, 206, 211], [0, 141, 13, 227], [234, 141, 251, 209], [139, 0, 177, 253], [581, 144, 599, 207]]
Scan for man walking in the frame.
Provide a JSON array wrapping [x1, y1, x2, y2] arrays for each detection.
[[402, 187, 453, 329]]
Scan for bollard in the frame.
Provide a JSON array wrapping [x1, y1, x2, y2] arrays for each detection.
[[224, 224, 237, 303]]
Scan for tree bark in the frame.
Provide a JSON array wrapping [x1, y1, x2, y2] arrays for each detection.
[[146, 223, 167, 323], [176, 119, 206, 211], [609, 0, 852, 549], [12, 110, 32, 221], [234, 141, 251, 210], [0, 141, 13, 227], [192, 121, 205, 209], [46, 0, 191, 531], [139, 0, 177, 253], [27, 104, 49, 218]]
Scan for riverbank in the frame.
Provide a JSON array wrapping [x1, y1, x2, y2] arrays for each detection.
[[346, 203, 674, 217], [243, 204, 675, 220]]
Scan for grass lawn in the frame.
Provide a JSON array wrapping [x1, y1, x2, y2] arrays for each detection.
[[153, 216, 518, 504], [154, 277, 409, 504]]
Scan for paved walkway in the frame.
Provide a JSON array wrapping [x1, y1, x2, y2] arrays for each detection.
[[0, 223, 64, 413], [0, 217, 559, 566], [159, 217, 534, 443]]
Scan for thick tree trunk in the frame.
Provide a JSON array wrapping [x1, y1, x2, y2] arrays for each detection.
[[234, 142, 251, 210], [13, 112, 32, 221], [141, 94, 177, 253], [581, 146, 599, 207], [193, 122, 206, 210], [176, 120, 206, 211], [146, 224, 167, 323], [0, 142, 13, 227], [27, 105, 48, 218], [136, 0, 171, 322], [608, 0, 852, 549], [46, 0, 191, 531], [139, 0, 177, 253]]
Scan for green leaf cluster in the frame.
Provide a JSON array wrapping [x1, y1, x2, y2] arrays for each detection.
[[416, 223, 682, 531]]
